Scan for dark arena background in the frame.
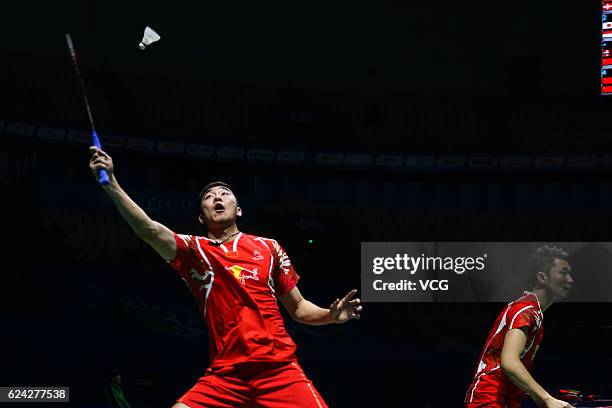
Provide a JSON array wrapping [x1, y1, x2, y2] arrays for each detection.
[[1, 1, 612, 407]]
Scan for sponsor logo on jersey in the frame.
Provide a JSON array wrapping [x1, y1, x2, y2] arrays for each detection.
[[226, 265, 259, 285], [252, 249, 264, 261]]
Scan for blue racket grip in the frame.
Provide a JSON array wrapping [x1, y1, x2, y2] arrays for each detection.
[[92, 131, 110, 185]]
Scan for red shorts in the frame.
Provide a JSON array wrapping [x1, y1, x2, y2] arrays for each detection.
[[177, 361, 328, 408], [465, 400, 520, 408]]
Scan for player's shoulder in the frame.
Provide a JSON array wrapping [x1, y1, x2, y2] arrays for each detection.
[[175, 233, 208, 246], [507, 301, 536, 317], [175, 233, 192, 244], [506, 294, 540, 319], [512, 292, 540, 309], [245, 234, 284, 252], [245, 233, 279, 244]]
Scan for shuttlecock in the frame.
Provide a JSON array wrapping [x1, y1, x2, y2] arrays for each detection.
[[139, 26, 160, 50]]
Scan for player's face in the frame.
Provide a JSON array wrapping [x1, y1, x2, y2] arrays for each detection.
[[200, 186, 242, 227], [546, 259, 574, 300]]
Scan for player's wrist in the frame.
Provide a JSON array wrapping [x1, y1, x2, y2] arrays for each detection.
[[539, 393, 555, 405], [102, 174, 118, 190], [326, 309, 339, 324]]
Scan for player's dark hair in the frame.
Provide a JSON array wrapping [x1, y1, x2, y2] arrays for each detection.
[[529, 245, 568, 279], [198, 181, 236, 203]]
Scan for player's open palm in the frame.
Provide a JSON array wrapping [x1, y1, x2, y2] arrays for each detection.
[[89, 146, 114, 183], [329, 289, 362, 323]]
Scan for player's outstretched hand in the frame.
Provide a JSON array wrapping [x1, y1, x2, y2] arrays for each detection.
[[542, 397, 573, 408], [329, 289, 362, 323], [89, 146, 114, 185]]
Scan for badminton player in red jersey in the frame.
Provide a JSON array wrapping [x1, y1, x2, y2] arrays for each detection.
[[89, 147, 362, 408], [465, 245, 574, 408]]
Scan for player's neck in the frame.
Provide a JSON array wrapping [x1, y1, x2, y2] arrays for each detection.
[[207, 224, 240, 243], [531, 287, 553, 311]]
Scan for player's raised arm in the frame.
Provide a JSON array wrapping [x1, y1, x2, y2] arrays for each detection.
[[500, 329, 571, 408], [280, 287, 361, 326], [89, 146, 176, 260]]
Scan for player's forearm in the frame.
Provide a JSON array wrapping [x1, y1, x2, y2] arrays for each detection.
[[291, 299, 334, 326], [501, 358, 552, 404], [103, 176, 160, 240]]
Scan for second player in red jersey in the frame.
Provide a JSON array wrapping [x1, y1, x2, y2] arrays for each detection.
[[465, 291, 544, 407], [465, 245, 574, 408]]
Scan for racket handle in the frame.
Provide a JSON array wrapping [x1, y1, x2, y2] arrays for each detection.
[[92, 131, 110, 186], [97, 168, 110, 186]]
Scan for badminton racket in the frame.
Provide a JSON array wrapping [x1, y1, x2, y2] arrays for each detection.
[[65, 33, 110, 185]]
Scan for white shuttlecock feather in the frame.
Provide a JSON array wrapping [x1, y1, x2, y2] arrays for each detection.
[[139, 26, 161, 50]]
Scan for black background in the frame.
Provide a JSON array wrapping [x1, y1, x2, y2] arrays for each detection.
[[1, 1, 612, 407]]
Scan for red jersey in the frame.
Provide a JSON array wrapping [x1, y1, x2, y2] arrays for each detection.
[[168, 232, 300, 368], [465, 292, 544, 406]]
